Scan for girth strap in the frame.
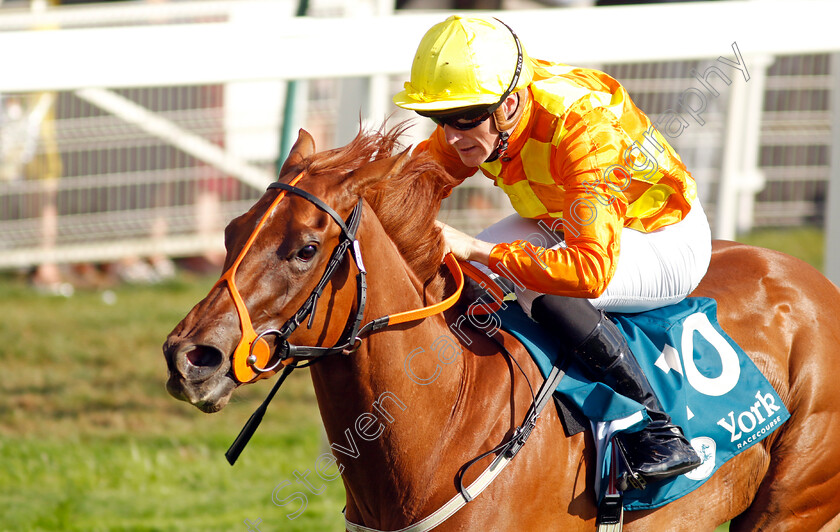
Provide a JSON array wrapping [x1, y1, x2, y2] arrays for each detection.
[[345, 264, 565, 532], [344, 364, 568, 532]]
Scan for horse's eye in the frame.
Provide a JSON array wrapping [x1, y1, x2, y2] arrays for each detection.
[[297, 244, 318, 262]]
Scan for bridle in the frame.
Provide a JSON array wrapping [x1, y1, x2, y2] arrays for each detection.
[[214, 170, 466, 384], [219, 171, 558, 532], [219, 169, 469, 465]]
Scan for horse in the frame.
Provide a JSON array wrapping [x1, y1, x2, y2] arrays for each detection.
[[163, 126, 840, 531]]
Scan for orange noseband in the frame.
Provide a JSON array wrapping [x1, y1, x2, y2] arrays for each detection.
[[213, 172, 306, 383]]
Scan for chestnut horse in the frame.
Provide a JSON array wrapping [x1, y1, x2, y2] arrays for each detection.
[[163, 127, 840, 531]]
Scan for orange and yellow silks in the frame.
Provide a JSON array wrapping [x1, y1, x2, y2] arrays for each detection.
[[416, 61, 698, 298]]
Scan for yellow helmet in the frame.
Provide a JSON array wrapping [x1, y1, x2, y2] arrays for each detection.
[[393, 16, 533, 112]]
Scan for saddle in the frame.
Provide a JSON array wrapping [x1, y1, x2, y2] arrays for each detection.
[[456, 269, 790, 515]]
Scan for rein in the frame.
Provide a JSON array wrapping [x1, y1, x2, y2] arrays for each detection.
[[221, 172, 558, 532]]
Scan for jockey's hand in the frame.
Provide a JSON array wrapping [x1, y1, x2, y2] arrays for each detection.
[[435, 220, 494, 265]]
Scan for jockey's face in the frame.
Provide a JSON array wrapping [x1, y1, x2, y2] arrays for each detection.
[[442, 116, 500, 167]]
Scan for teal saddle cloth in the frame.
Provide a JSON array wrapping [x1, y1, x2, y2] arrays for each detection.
[[496, 296, 790, 510]]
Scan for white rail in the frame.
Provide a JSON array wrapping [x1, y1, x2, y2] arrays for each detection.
[[75, 88, 274, 191], [1, 0, 838, 285], [2, 1, 839, 92]]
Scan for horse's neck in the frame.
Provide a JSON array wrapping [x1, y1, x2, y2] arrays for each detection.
[[308, 216, 470, 525]]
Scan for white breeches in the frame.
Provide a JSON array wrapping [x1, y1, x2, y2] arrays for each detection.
[[475, 199, 713, 315]]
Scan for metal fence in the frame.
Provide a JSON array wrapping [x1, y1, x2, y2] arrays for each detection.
[[0, 0, 837, 278], [606, 52, 832, 230]]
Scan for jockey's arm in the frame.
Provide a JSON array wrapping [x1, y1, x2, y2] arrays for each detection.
[[453, 108, 632, 298]]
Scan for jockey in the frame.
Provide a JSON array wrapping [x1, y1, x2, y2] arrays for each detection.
[[393, 15, 711, 490]]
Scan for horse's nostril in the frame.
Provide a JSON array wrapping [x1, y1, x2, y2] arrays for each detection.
[[185, 346, 223, 368]]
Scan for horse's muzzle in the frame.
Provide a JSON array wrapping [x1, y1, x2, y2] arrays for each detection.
[[174, 344, 225, 382], [164, 341, 237, 412]]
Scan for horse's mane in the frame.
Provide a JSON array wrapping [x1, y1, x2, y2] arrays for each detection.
[[305, 125, 462, 290]]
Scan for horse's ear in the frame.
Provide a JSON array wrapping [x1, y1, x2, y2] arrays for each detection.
[[348, 147, 412, 193], [278, 129, 316, 179]]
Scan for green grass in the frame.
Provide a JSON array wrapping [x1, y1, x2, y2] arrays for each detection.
[[0, 227, 825, 531], [0, 273, 344, 531], [0, 432, 345, 531]]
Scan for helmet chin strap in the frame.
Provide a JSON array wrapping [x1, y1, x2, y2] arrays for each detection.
[[485, 90, 525, 163], [484, 131, 509, 164]]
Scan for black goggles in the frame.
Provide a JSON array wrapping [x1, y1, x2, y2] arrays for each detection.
[[419, 106, 496, 131]]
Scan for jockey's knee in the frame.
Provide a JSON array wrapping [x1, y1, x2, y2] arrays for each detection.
[[530, 294, 602, 349]]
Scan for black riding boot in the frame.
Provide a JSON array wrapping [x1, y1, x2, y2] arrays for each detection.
[[575, 312, 701, 489], [530, 295, 701, 490]]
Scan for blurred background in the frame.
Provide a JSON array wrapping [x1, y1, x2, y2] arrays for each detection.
[[0, 0, 837, 530]]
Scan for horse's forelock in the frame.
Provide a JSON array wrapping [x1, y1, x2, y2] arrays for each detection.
[[305, 126, 404, 180]]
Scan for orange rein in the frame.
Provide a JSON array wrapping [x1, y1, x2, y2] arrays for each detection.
[[380, 253, 466, 326]]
